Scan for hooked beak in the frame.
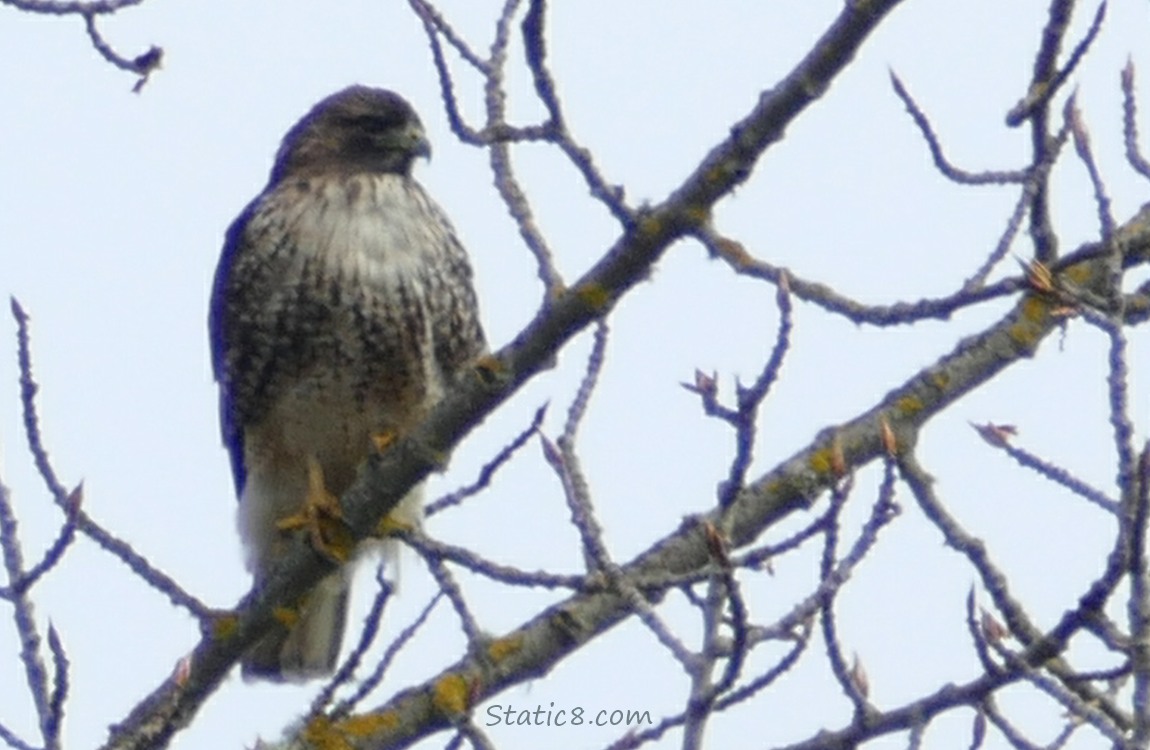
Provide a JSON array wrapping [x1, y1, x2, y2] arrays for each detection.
[[402, 122, 432, 161]]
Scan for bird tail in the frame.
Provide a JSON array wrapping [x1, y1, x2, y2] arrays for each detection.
[[242, 571, 349, 682]]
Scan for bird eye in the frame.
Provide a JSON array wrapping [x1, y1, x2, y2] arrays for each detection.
[[353, 115, 399, 134]]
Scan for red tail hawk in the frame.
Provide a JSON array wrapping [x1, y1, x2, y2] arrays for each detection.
[[210, 86, 486, 680]]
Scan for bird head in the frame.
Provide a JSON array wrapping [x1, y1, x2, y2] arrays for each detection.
[[269, 86, 431, 184]]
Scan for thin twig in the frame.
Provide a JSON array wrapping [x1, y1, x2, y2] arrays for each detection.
[[403, 529, 583, 590], [0, 486, 81, 598], [44, 624, 68, 749], [409, 0, 485, 145], [11, 299, 211, 618], [1122, 60, 1150, 180], [3, 0, 160, 88], [332, 592, 444, 717], [407, 0, 489, 73], [970, 422, 1119, 515], [427, 552, 485, 647], [1006, 1, 1107, 127], [1132, 445, 1150, 744], [0, 477, 52, 743], [1066, 95, 1116, 243], [521, 0, 632, 223], [310, 572, 394, 716], [890, 72, 1027, 185], [81, 11, 161, 91], [963, 123, 1070, 291], [426, 404, 546, 517], [695, 228, 1024, 326]]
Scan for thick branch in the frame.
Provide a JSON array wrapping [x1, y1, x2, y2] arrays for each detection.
[[95, 1, 946, 747], [335, 206, 1150, 750]]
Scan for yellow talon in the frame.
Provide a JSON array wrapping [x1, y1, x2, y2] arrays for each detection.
[[376, 513, 416, 537], [372, 430, 398, 453], [473, 353, 512, 386], [272, 605, 300, 628], [276, 457, 353, 562]]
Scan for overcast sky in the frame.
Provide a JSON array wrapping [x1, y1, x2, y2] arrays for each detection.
[[2, 2, 1149, 749]]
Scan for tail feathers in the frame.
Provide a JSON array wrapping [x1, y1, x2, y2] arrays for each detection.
[[243, 573, 349, 682]]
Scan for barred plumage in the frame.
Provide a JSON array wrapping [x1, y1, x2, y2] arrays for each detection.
[[209, 87, 486, 680]]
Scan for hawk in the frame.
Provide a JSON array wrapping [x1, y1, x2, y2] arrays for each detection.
[[209, 86, 486, 681]]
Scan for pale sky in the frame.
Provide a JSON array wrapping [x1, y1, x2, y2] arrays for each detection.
[[2, 2, 1148, 749]]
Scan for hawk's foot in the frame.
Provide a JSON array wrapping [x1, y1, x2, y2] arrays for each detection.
[[375, 512, 417, 538], [276, 458, 354, 562], [371, 429, 398, 453]]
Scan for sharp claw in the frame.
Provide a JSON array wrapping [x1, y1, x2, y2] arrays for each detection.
[[276, 458, 353, 562]]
